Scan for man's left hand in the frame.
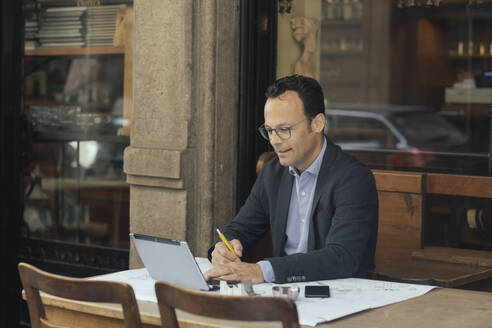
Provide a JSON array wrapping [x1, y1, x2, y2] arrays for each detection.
[[204, 262, 264, 284]]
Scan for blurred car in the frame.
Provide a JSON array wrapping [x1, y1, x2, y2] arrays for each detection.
[[324, 103, 468, 168]]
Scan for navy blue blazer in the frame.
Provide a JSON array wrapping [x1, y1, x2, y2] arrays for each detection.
[[210, 138, 378, 283]]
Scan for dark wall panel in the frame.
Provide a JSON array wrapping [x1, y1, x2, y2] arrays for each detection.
[[236, 0, 277, 209]]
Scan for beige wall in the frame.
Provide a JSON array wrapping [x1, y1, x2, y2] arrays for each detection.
[[125, 0, 239, 266]]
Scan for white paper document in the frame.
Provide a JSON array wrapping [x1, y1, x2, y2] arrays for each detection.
[[252, 278, 437, 326], [91, 267, 158, 302], [90, 257, 215, 303], [92, 258, 437, 326]]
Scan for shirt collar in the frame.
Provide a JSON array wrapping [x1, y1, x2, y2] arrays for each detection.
[[289, 136, 327, 177]]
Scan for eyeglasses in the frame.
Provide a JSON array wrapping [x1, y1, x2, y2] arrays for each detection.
[[258, 119, 308, 141]]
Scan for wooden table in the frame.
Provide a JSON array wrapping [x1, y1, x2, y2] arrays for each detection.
[[34, 287, 492, 328]]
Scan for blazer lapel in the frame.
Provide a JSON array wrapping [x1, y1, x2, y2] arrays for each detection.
[[308, 140, 335, 250], [308, 170, 324, 251], [272, 168, 293, 256]]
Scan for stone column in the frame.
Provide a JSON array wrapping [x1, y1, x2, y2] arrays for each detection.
[[125, 0, 239, 266]]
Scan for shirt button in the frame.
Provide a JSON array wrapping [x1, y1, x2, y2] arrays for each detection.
[[301, 191, 306, 196], [301, 217, 305, 223]]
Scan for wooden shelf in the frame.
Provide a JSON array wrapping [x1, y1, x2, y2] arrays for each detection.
[[25, 100, 115, 111], [441, 103, 491, 117], [395, 3, 492, 23], [442, 103, 491, 109], [444, 0, 492, 4], [40, 178, 128, 192], [321, 81, 360, 87], [25, 47, 125, 56], [322, 50, 362, 57], [449, 54, 492, 60], [322, 19, 362, 28], [33, 131, 129, 143]]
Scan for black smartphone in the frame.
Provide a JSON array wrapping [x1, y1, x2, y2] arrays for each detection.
[[305, 285, 330, 298]]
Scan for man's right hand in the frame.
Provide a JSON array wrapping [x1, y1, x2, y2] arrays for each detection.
[[211, 239, 243, 265]]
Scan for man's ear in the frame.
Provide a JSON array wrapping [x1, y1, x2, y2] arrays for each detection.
[[311, 113, 325, 133]]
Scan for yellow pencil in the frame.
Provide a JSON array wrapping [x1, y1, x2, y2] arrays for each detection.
[[216, 228, 237, 257]]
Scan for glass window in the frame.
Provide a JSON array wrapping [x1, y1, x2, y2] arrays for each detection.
[[276, 0, 492, 253], [22, 2, 132, 249], [276, 0, 491, 175]]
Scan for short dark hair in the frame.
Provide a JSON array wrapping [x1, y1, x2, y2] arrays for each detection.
[[265, 75, 325, 120]]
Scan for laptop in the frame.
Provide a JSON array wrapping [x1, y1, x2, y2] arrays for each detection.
[[130, 233, 219, 291]]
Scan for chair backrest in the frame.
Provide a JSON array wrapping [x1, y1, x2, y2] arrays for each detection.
[[256, 151, 277, 176], [18, 262, 141, 328], [155, 281, 300, 328]]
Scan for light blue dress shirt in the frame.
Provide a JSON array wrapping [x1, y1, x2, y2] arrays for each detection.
[[258, 137, 327, 282]]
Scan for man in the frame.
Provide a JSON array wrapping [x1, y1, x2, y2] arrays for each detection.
[[204, 75, 378, 284]]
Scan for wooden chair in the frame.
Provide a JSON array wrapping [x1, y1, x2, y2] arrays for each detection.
[[255, 151, 277, 176], [18, 262, 141, 328], [155, 281, 300, 328]]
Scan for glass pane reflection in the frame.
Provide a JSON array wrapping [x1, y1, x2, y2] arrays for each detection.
[[276, 0, 491, 175], [276, 0, 492, 253], [23, 140, 129, 248], [23, 8, 130, 249]]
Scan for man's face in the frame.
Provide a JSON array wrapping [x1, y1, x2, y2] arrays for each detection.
[[264, 90, 324, 172]]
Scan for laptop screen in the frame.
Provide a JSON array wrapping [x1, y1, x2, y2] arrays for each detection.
[[130, 233, 210, 291]]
